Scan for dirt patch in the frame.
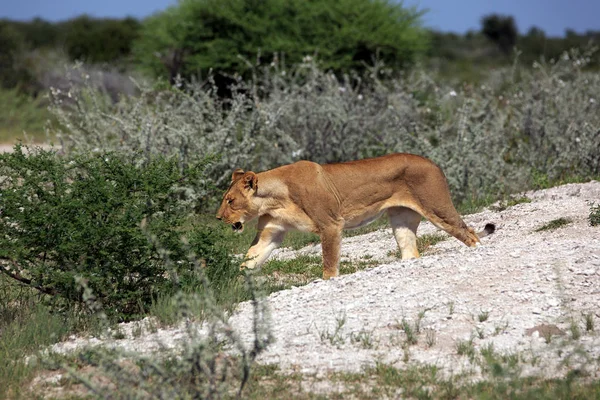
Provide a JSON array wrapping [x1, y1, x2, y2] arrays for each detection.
[[0, 143, 54, 153]]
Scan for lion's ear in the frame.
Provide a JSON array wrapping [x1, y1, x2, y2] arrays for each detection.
[[243, 171, 258, 191], [232, 168, 245, 182]]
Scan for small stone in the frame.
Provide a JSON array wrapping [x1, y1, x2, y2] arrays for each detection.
[[547, 298, 560, 307], [575, 269, 597, 276]]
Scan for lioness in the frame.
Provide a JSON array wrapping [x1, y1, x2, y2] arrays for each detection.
[[216, 153, 495, 279]]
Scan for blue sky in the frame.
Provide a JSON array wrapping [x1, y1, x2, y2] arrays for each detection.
[[1, 0, 599, 37]]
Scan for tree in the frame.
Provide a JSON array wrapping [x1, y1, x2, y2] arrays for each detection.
[[63, 16, 140, 64], [133, 0, 429, 86], [481, 14, 518, 55], [13, 17, 58, 48], [0, 22, 31, 90], [526, 26, 546, 39]]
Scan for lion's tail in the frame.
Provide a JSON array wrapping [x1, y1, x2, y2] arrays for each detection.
[[477, 223, 496, 238]]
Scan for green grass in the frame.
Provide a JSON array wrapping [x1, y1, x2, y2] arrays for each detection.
[[258, 254, 379, 288], [456, 193, 500, 215], [388, 232, 448, 258], [490, 195, 532, 212], [459, 173, 600, 215], [535, 217, 573, 232], [0, 280, 77, 399], [589, 203, 600, 227], [24, 350, 600, 399], [530, 170, 598, 191], [199, 217, 321, 256], [399, 318, 418, 345], [0, 87, 55, 143], [478, 310, 490, 322], [584, 313, 595, 332], [416, 232, 448, 253], [456, 339, 476, 360], [261, 255, 323, 275], [238, 362, 600, 400], [150, 251, 378, 329], [569, 320, 582, 340]]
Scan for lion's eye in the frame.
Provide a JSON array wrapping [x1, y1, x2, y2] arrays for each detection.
[[227, 198, 233, 204]]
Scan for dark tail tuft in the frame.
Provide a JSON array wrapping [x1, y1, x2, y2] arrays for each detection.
[[478, 223, 496, 238]]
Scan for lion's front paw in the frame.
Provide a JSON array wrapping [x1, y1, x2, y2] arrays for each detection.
[[240, 260, 256, 270]]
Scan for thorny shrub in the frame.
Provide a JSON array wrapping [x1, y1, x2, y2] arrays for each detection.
[[0, 145, 237, 320], [48, 49, 600, 207]]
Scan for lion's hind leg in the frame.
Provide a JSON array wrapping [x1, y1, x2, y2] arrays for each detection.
[[320, 226, 343, 280], [388, 207, 421, 259], [418, 201, 480, 248], [406, 167, 481, 248]]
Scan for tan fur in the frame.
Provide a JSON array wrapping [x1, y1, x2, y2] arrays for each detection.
[[216, 153, 494, 279]]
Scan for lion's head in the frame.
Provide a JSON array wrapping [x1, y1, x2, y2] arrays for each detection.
[[216, 169, 258, 233]]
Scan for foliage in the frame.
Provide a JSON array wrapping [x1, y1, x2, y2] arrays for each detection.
[[63, 16, 140, 64], [233, 362, 600, 399], [3, 16, 141, 65], [0, 21, 33, 91], [0, 17, 141, 98], [481, 14, 518, 55], [0, 87, 54, 142], [133, 0, 429, 85], [0, 297, 78, 397], [426, 28, 600, 80], [49, 49, 600, 208], [0, 145, 236, 320], [10, 17, 58, 49], [534, 218, 573, 232], [589, 203, 600, 227]]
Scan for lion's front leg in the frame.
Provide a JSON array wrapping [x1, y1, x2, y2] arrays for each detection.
[[242, 217, 286, 270], [320, 227, 342, 280]]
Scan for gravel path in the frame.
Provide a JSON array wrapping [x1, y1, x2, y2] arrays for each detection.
[[52, 181, 600, 380], [0, 143, 53, 153], [0, 144, 17, 153]]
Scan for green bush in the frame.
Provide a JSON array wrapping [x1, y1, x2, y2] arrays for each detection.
[[481, 14, 518, 55], [133, 0, 428, 84], [0, 145, 237, 320]]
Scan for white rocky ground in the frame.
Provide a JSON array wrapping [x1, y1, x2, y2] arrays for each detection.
[[51, 180, 600, 381]]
